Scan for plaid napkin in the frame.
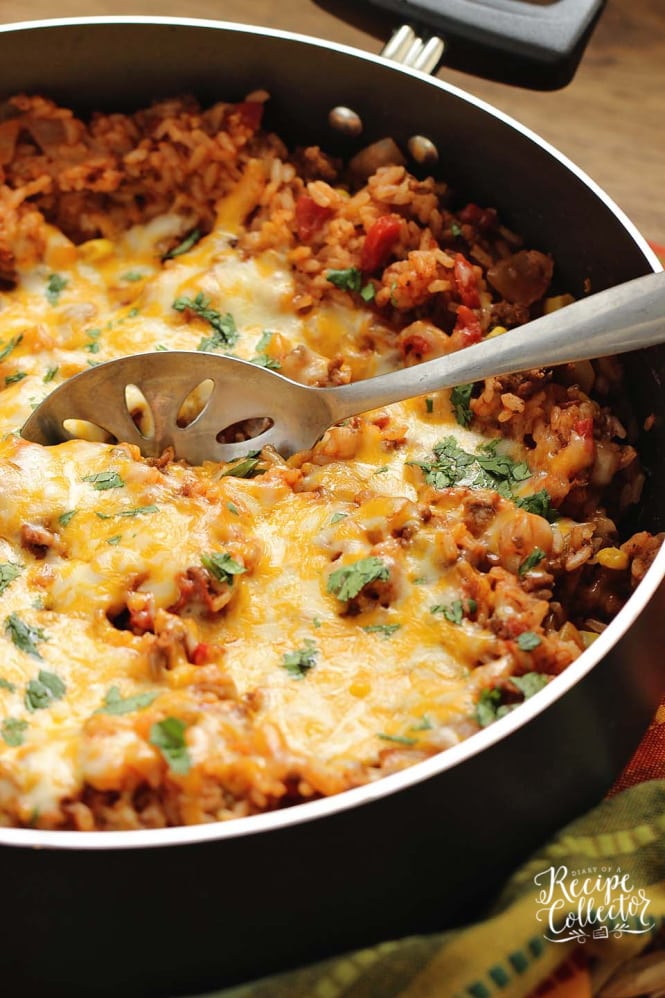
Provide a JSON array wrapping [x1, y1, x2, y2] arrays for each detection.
[[200, 244, 665, 998]]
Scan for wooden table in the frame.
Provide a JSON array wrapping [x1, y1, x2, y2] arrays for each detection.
[[1, 0, 663, 243]]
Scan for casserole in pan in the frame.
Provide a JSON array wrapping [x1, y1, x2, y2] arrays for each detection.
[[0, 17, 662, 996]]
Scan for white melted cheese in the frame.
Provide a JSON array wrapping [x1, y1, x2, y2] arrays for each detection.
[[0, 191, 535, 824]]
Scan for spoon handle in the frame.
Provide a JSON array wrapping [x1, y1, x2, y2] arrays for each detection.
[[326, 271, 665, 422]]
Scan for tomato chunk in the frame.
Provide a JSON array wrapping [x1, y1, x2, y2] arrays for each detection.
[[191, 642, 213, 665], [458, 202, 498, 231], [295, 195, 333, 242], [232, 101, 264, 131], [454, 252, 481, 308], [573, 417, 594, 439], [361, 214, 402, 273], [454, 304, 483, 345]]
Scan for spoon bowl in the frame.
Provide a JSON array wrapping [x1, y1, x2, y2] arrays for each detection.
[[21, 271, 665, 464]]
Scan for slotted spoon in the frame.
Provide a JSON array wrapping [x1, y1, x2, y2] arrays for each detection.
[[21, 271, 665, 464]]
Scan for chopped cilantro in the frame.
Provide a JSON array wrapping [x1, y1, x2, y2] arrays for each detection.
[[362, 623, 401, 638], [201, 552, 246, 586], [516, 631, 542, 652], [82, 471, 125, 490], [410, 716, 433, 731], [220, 456, 262, 479], [327, 556, 390, 602], [511, 672, 548, 697], [0, 563, 21, 595], [409, 436, 476, 490], [476, 688, 511, 728], [312, 616, 322, 629], [121, 270, 145, 282], [149, 717, 191, 774], [255, 330, 273, 353], [410, 436, 531, 499], [1, 718, 27, 747], [450, 221, 462, 238], [251, 353, 280, 370], [97, 504, 158, 520], [430, 600, 464, 624], [84, 329, 101, 353], [25, 670, 65, 711], [377, 732, 417, 746], [476, 440, 530, 483], [251, 333, 279, 369], [164, 228, 201, 260], [515, 489, 557, 522], [58, 510, 77, 528], [107, 534, 122, 545], [518, 547, 546, 577], [282, 639, 318, 679], [226, 501, 239, 516], [98, 685, 159, 715], [43, 366, 59, 383], [172, 292, 238, 351], [0, 676, 16, 692], [5, 614, 48, 659], [374, 466, 389, 475], [450, 383, 474, 428], [45, 273, 67, 305], [477, 672, 547, 727], [330, 512, 347, 525], [127, 307, 140, 318], [154, 343, 168, 352], [5, 371, 26, 385], [119, 503, 157, 517], [360, 282, 375, 303], [326, 267, 363, 293], [0, 334, 23, 362]]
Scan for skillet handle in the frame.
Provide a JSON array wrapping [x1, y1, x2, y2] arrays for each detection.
[[325, 0, 606, 88]]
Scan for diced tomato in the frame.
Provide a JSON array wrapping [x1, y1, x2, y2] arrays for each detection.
[[458, 202, 498, 231], [454, 253, 481, 308], [573, 417, 594, 439], [233, 101, 264, 131], [295, 195, 333, 242], [454, 304, 483, 345], [361, 214, 402, 273], [400, 334, 430, 359], [191, 642, 213, 665]]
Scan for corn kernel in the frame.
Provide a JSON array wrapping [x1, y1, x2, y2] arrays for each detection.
[[349, 680, 371, 698], [486, 325, 507, 339], [79, 238, 114, 263], [596, 547, 629, 570], [544, 293, 575, 314]]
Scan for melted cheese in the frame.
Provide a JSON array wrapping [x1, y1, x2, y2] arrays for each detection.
[[0, 189, 551, 827]]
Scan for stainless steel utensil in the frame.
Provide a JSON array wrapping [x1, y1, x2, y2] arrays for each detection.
[[21, 271, 665, 463]]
